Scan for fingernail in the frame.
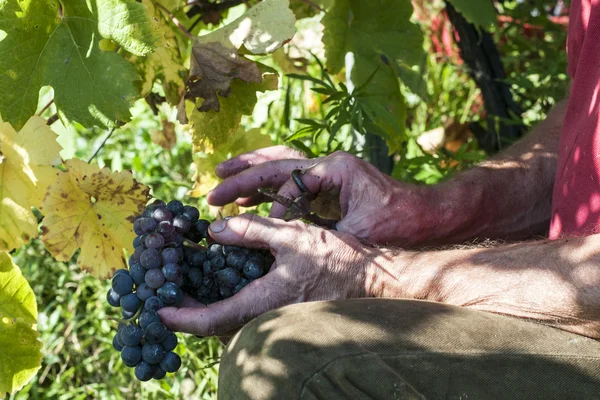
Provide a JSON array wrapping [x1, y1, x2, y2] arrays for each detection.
[[209, 218, 229, 233]]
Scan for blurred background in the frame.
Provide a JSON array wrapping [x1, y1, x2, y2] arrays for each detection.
[[11, 0, 570, 398]]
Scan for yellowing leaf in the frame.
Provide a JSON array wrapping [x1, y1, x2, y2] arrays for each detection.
[[0, 252, 42, 397], [0, 117, 62, 251], [40, 159, 150, 278], [189, 128, 273, 197], [151, 119, 177, 150]]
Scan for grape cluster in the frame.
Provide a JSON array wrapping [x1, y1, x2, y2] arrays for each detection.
[[107, 199, 273, 381]]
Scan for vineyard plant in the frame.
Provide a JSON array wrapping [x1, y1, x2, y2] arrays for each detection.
[[0, 0, 569, 398]]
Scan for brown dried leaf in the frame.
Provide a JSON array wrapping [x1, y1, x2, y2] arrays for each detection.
[[185, 41, 262, 112], [151, 119, 177, 150]]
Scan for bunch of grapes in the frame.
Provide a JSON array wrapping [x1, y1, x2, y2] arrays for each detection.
[[106, 199, 273, 381]]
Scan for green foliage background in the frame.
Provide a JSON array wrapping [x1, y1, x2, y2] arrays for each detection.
[[4, 0, 569, 398]]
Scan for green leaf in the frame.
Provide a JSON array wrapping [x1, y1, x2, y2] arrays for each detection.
[[0, 0, 156, 130], [0, 251, 42, 396], [189, 74, 279, 152], [447, 0, 496, 27]]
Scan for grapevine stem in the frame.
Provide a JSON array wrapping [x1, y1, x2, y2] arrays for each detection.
[[108, 303, 143, 325], [37, 98, 54, 116], [88, 127, 116, 163], [183, 238, 206, 251], [152, 0, 196, 39]]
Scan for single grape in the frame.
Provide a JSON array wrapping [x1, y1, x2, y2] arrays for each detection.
[[233, 278, 250, 294], [135, 361, 156, 381], [152, 367, 167, 380], [157, 220, 176, 239], [122, 309, 136, 319], [145, 322, 168, 344], [202, 276, 215, 289], [160, 352, 181, 373], [145, 268, 166, 289], [243, 259, 264, 280], [144, 296, 164, 311], [142, 343, 165, 364], [145, 233, 165, 249], [187, 268, 203, 288], [112, 273, 134, 296], [133, 245, 145, 262], [182, 206, 200, 222], [195, 219, 211, 238], [167, 200, 184, 215], [136, 283, 155, 301], [139, 310, 161, 330], [196, 285, 211, 298], [121, 345, 142, 367], [226, 251, 247, 270], [120, 293, 142, 313], [162, 263, 182, 282], [207, 244, 223, 259], [133, 235, 143, 248], [215, 267, 241, 288], [129, 263, 146, 286], [121, 324, 144, 347], [140, 248, 161, 269], [113, 333, 124, 351], [161, 332, 178, 352], [161, 248, 180, 265], [210, 254, 226, 271], [152, 207, 173, 223], [139, 217, 158, 234], [188, 250, 206, 268], [128, 254, 137, 267], [202, 260, 212, 276], [157, 282, 181, 305], [107, 288, 121, 307], [173, 215, 192, 233]]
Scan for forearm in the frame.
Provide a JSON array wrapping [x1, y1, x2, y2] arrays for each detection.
[[368, 234, 600, 339], [431, 100, 568, 243]]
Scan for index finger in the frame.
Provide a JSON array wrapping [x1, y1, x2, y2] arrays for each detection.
[[158, 271, 286, 336], [215, 146, 307, 179]]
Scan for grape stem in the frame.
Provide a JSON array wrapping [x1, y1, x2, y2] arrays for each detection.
[[108, 303, 143, 325], [183, 238, 206, 251]]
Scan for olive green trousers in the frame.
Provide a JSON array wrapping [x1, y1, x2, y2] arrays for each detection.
[[218, 299, 600, 399]]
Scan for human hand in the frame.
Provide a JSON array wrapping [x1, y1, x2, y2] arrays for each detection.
[[208, 146, 442, 247], [158, 213, 383, 336]]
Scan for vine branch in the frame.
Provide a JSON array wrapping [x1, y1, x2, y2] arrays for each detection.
[[37, 98, 54, 116], [152, 0, 196, 39], [88, 127, 116, 163]]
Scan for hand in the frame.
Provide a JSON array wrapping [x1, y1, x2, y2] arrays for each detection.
[[158, 213, 382, 336], [208, 146, 441, 247]]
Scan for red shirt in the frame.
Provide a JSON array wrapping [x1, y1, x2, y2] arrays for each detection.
[[549, 0, 600, 238]]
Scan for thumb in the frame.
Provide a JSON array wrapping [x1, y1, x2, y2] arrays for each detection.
[[208, 213, 299, 250]]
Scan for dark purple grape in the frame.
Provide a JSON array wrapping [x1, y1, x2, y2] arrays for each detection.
[[139, 217, 158, 234], [226, 251, 247, 270], [113, 269, 129, 277], [145, 268, 165, 289], [140, 248, 161, 269], [202, 276, 214, 289], [133, 235, 143, 248], [196, 285, 211, 298], [207, 244, 223, 259], [107, 288, 121, 307], [173, 215, 192, 233], [161, 248, 180, 265], [145, 233, 165, 249], [157, 282, 181, 305], [167, 200, 184, 215], [128, 254, 137, 267], [113, 333, 124, 351], [182, 206, 200, 222], [121, 345, 142, 367], [161, 332, 178, 352], [152, 367, 167, 380], [233, 277, 250, 294], [120, 293, 142, 313], [112, 273, 134, 296], [142, 343, 165, 364], [129, 263, 145, 286], [139, 310, 161, 330], [133, 245, 145, 262], [210, 254, 226, 271], [122, 309, 136, 319], [195, 219, 210, 238], [152, 207, 173, 223], [215, 267, 241, 288], [160, 352, 181, 373], [157, 220, 176, 238], [162, 263, 182, 282], [136, 283, 155, 301], [187, 268, 203, 288], [121, 324, 144, 346], [222, 245, 241, 255], [202, 260, 212, 276], [243, 259, 264, 279], [135, 361, 156, 381], [145, 322, 168, 344], [188, 250, 206, 267], [144, 296, 164, 311]]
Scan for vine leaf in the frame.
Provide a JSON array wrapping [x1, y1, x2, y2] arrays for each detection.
[[0, 0, 156, 130], [151, 119, 177, 150], [0, 117, 62, 252], [0, 251, 42, 397], [447, 0, 496, 27], [40, 159, 150, 279], [188, 73, 278, 153], [190, 128, 273, 197], [321, 0, 422, 151]]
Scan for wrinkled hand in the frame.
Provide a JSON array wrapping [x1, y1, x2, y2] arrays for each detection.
[[208, 146, 439, 246], [158, 213, 383, 336]]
